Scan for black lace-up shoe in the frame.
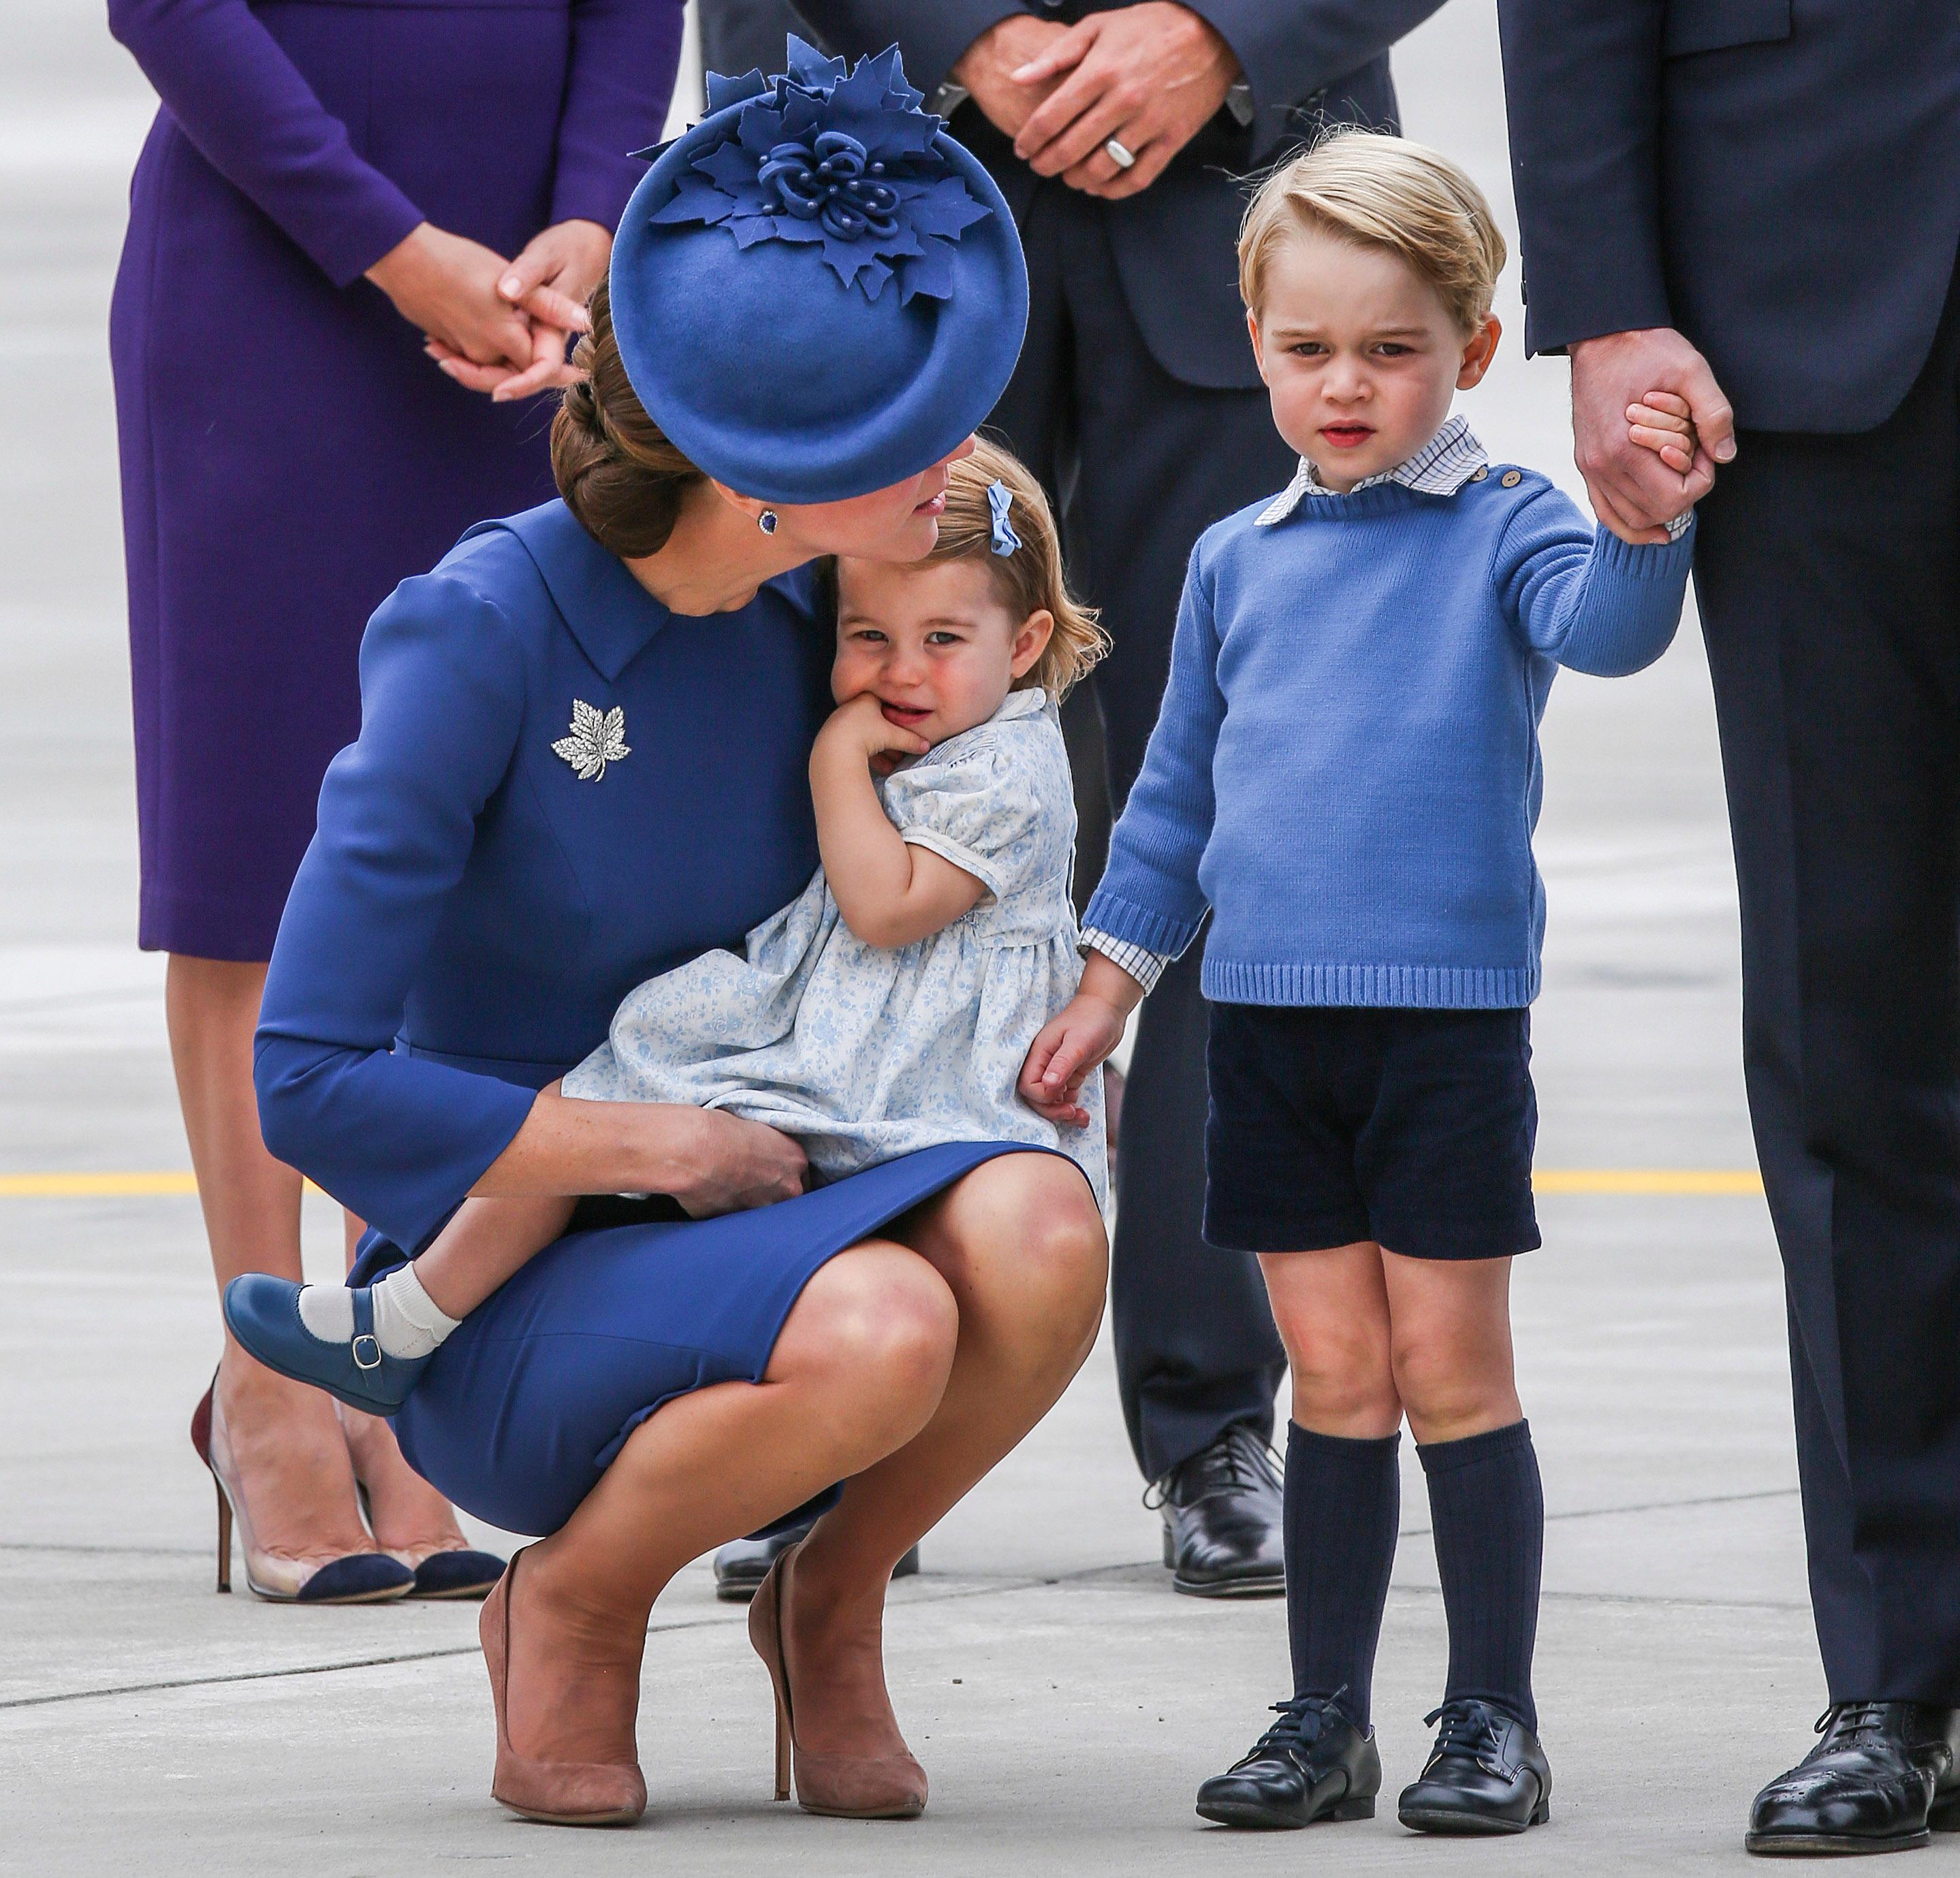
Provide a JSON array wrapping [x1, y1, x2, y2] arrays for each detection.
[[714, 1522, 919, 1604], [1195, 1691, 1381, 1830], [1746, 1702, 1959, 1855], [1152, 1424, 1285, 1597], [1397, 1698, 1551, 1835]]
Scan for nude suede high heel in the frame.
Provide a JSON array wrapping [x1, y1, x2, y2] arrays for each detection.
[[479, 1548, 647, 1827], [748, 1539, 928, 1819]]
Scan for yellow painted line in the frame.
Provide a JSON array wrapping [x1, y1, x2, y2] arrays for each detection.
[[0, 1168, 1766, 1199], [1534, 1168, 1763, 1196]]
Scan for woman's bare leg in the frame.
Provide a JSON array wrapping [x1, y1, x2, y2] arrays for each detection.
[[503, 1241, 962, 1766], [785, 1154, 1109, 1758], [167, 955, 380, 1567]]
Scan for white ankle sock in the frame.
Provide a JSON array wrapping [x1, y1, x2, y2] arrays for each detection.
[[294, 1264, 461, 1359], [371, 1263, 461, 1358]]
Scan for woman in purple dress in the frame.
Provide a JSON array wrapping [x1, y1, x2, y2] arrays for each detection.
[[107, 0, 683, 1602]]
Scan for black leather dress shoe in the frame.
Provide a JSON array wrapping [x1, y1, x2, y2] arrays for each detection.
[[1195, 1692, 1380, 1830], [712, 1522, 920, 1604], [1746, 1702, 1960, 1855], [1154, 1425, 1285, 1598], [1397, 1698, 1551, 1835]]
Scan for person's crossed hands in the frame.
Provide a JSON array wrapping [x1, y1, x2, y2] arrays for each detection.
[[1570, 326, 1736, 543], [368, 218, 610, 403], [955, 2, 1242, 201]]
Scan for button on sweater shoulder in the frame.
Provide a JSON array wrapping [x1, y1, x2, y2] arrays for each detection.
[[1082, 458, 1696, 1010]]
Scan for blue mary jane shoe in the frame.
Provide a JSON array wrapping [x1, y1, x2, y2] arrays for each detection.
[[223, 1275, 432, 1416]]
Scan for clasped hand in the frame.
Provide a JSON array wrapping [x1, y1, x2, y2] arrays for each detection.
[[366, 217, 612, 403], [953, 1, 1242, 200]]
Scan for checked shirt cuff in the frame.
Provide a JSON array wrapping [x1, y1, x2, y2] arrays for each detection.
[[1081, 929, 1168, 996]]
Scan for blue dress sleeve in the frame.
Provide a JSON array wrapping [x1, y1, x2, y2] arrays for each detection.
[[1493, 481, 1695, 678], [254, 569, 537, 1251]]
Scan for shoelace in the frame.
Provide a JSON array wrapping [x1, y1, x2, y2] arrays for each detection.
[[1423, 1698, 1508, 1773], [1816, 1702, 1899, 1749], [1144, 1425, 1282, 1511], [1241, 1688, 1353, 1766]]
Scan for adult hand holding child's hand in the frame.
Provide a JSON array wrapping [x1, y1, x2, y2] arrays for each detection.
[[1570, 326, 1734, 544]]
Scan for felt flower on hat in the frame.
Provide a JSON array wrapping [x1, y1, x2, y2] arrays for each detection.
[[648, 37, 992, 304]]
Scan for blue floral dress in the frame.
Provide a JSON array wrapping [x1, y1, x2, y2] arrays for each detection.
[[565, 687, 1107, 1207]]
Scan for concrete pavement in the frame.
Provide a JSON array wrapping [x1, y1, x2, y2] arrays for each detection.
[[0, 4, 1893, 1873]]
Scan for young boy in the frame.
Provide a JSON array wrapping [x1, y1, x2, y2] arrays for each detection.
[[1019, 133, 1697, 1835]]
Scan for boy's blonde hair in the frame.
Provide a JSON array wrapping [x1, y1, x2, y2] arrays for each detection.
[[925, 436, 1107, 699], [1237, 130, 1506, 335]]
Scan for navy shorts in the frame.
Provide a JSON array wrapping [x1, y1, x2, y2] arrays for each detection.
[[1203, 1003, 1540, 1262]]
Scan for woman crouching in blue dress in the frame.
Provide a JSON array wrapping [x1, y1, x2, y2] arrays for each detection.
[[230, 45, 1105, 1828]]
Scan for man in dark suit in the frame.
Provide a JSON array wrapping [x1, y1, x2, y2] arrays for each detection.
[[1497, 0, 1960, 1853], [785, 0, 1447, 1598]]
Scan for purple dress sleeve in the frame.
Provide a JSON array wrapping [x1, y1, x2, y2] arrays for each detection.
[[549, 0, 689, 232], [106, 0, 426, 288]]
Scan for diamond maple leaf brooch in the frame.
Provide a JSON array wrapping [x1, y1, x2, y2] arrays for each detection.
[[552, 701, 630, 781]]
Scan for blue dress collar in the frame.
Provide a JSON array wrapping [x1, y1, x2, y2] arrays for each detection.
[[469, 501, 674, 683]]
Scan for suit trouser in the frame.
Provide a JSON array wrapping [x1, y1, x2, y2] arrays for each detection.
[[987, 181, 1292, 1481], [697, 0, 809, 83], [1694, 263, 1960, 1702]]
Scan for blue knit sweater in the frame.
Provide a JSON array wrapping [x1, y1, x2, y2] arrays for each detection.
[[1083, 470, 1696, 1008]]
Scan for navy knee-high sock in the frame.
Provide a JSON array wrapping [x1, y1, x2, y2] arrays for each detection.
[[1284, 1422, 1401, 1729], [1419, 1419, 1544, 1732]]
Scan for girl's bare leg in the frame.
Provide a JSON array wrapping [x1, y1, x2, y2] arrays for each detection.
[[1379, 1250, 1521, 1444], [168, 954, 379, 1568], [503, 1241, 962, 1766], [784, 1154, 1109, 1758]]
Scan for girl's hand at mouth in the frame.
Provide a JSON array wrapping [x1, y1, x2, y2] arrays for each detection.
[[814, 690, 933, 776]]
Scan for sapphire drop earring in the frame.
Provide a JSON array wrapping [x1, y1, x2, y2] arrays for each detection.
[[758, 509, 779, 535]]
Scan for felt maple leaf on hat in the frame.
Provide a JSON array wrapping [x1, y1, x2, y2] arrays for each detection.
[[647, 37, 992, 304]]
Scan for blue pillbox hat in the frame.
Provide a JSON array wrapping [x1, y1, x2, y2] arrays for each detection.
[[608, 38, 1030, 506]]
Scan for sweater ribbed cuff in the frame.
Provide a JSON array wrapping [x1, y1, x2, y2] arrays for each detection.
[[1201, 959, 1538, 1008], [1592, 517, 1696, 575], [1078, 888, 1204, 961]]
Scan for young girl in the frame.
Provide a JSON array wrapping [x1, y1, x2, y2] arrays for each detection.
[[1022, 133, 1697, 1837], [262, 441, 1108, 1404]]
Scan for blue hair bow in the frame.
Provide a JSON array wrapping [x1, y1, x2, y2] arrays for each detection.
[[987, 479, 1022, 558]]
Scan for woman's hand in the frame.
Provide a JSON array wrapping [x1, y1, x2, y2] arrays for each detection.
[[661, 1107, 809, 1217], [426, 219, 609, 402], [813, 691, 931, 779], [366, 222, 534, 372]]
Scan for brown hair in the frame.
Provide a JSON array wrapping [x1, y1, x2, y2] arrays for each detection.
[[550, 277, 706, 558], [921, 437, 1107, 698], [1237, 130, 1506, 334]]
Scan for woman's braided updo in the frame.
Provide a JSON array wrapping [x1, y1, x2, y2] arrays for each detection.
[[551, 276, 706, 559]]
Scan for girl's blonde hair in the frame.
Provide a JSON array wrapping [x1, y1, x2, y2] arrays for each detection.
[[926, 437, 1106, 699], [1238, 130, 1506, 334]]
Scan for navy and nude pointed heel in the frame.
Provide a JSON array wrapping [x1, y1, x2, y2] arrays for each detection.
[[223, 1276, 432, 1416], [189, 1373, 413, 1604]]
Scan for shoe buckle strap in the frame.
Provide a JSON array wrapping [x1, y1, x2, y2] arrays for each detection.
[[351, 1288, 381, 1372]]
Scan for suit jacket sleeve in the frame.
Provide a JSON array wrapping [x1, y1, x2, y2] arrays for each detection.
[[254, 571, 539, 1252], [549, 0, 687, 230], [791, 0, 1032, 97], [1496, 0, 1675, 353], [106, 0, 425, 287], [1184, 0, 1448, 149]]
